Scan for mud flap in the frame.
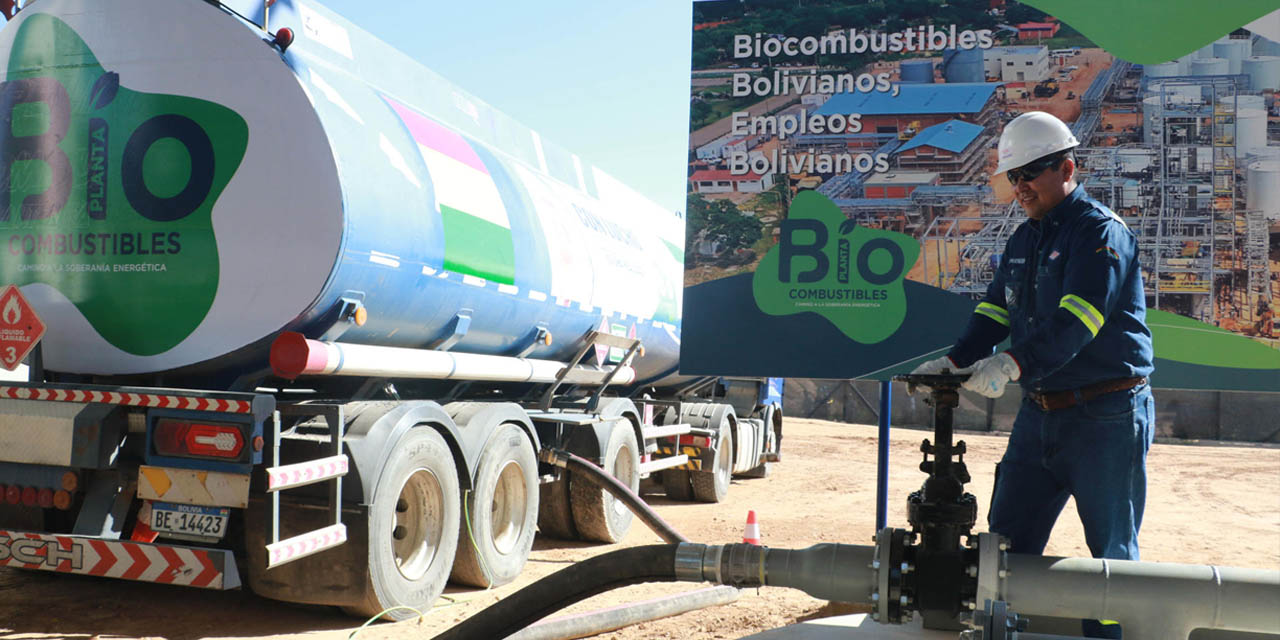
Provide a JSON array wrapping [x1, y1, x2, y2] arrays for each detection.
[[245, 496, 370, 607]]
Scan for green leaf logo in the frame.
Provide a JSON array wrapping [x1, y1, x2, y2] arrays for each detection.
[[1023, 0, 1276, 65], [89, 72, 119, 111], [752, 190, 918, 344], [0, 14, 248, 355]]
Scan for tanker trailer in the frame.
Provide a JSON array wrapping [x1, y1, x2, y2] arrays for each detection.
[[0, 0, 782, 619]]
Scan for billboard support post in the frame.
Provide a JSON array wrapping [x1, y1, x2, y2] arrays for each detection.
[[875, 380, 891, 532]]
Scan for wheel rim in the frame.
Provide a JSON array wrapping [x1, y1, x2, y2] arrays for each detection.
[[392, 467, 446, 581], [716, 431, 732, 486], [609, 440, 636, 518], [490, 459, 527, 554]]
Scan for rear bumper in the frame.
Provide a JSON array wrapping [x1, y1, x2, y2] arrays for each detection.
[[0, 529, 240, 589]]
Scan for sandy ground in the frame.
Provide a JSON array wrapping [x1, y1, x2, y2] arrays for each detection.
[[2, 417, 1278, 640]]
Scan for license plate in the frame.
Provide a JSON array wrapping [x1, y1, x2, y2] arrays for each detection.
[[151, 502, 229, 541]]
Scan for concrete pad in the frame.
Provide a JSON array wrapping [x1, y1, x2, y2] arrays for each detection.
[[738, 614, 959, 639]]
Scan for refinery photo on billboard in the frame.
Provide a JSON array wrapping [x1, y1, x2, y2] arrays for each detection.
[[679, 0, 1280, 391]]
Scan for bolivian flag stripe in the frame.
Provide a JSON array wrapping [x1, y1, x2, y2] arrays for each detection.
[[385, 97, 515, 284]]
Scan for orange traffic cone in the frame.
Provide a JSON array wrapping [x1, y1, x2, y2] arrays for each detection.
[[742, 510, 761, 545]]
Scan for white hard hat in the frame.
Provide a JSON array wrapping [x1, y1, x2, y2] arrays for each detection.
[[994, 111, 1079, 175]]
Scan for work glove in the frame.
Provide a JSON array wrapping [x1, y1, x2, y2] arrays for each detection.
[[962, 352, 1021, 398], [910, 355, 973, 375]]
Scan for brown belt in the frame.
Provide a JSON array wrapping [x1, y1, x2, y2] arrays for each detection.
[[1026, 377, 1147, 412]]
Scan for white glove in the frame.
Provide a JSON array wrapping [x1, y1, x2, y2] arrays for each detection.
[[911, 355, 973, 375], [962, 352, 1021, 398]]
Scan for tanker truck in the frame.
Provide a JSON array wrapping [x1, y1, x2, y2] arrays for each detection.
[[0, 0, 783, 619]]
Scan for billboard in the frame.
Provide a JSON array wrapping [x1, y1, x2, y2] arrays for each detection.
[[681, 0, 1280, 392]]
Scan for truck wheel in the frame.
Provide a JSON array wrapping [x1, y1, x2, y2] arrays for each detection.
[[691, 426, 732, 503], [344, 428, 460, 621], [537, 477, 576, 540], [742, 404, 781, 478], [570, 420, 639, 543], [452, 424, 538, 588], [662, 469, 693, 501]]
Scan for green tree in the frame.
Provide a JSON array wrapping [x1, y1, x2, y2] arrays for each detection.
[[692, 45, 721, 68], [687, 193, 763, 256], [1003, 3, 1049, 24], [690, 100, 713, 130]]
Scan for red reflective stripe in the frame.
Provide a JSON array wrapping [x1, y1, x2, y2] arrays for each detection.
[[88, 539, 115, 576], [155, 546, 182, 584], [191, 551, 218, 587], [121, 543, 149, 580], [0, 386, 252, 414]]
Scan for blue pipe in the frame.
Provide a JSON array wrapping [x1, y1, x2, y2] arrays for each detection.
[[876, 380, 891, 531]]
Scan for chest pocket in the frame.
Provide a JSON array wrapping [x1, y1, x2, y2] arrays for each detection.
[[1004, 263, 1026, 311], [1036, 249, 1067, 312]]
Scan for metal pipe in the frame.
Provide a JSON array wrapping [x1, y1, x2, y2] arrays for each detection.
[[674, 542, 1280, 640], [1003, 554, 1280, 639], [674, 542, 877, 604], [269, 331, 635, 384], [876, 381, 891, 530]]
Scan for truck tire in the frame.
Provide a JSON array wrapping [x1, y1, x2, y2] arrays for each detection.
[[662, 469, 694, 501], [452, 423, 538, 588], [739, 403, 781, 479], [537, 477, 576, 540], [570, 420, 639, 543], [344, 427, 460, 621], [691, 426, 732, 503]]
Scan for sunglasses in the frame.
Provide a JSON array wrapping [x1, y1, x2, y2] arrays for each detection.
[[1006, 154, 1064, 185]]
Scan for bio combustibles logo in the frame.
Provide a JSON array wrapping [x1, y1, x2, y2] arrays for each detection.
[[0, 14, 248, 355], [752, 190, 918, 344]]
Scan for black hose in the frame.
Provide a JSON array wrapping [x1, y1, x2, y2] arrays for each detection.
[[431, 544, 682, 640], [561, 450, 688, 543]]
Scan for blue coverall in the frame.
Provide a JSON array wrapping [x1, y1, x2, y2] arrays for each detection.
[[948, 186, 1155, 639]]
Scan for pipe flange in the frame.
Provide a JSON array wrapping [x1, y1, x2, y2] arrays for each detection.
[[873, 527, 909, 624], [974, 532, 1007, 619]]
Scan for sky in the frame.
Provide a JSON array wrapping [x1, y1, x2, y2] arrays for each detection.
[[336, 4, 695, 216]]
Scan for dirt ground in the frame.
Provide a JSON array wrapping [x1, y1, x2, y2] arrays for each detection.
[[2, 417, 1278, 640]]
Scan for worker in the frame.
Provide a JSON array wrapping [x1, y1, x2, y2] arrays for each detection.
[[912, 111, 1154, 639]]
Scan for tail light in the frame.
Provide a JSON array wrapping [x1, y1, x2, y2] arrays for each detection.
[[678, 435, 712, 448], [153, 418, 246, 460]]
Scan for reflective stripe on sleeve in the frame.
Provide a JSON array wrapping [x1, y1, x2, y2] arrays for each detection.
[[974, 302, 1010, 327], [1059, 294, 1104, 337]]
